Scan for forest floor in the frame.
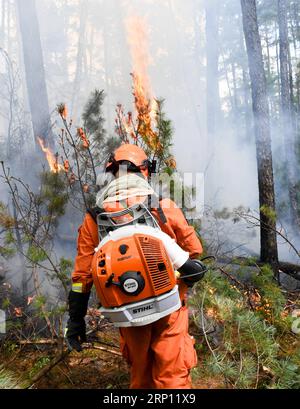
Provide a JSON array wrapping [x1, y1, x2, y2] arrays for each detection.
[[0, 319, 222, 389], [2, 271, 300, 389], [1, 325, 129, 389]]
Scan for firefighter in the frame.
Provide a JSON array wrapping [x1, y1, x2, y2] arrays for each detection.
[[66, 144, 203, 389]]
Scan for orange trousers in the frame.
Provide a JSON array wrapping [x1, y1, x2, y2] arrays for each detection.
[[119, 305, 197, 389]]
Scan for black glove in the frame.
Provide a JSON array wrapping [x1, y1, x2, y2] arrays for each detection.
[[65, 290, 90, 352], [178, 259, 207, 287], [66, 319, 87, 352]]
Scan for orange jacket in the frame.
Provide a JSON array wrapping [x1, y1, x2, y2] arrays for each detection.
[[72, 198, 203, 294]]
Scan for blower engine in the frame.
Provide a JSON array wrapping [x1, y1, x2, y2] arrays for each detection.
[[91, 203, 206, 327]]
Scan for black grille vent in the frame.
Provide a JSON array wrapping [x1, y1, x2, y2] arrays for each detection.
[[138, 237, 171, 291]]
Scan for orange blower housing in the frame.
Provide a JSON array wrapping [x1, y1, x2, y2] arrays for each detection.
[[92, 234, 176, 308], [91, 204, 182, 327]]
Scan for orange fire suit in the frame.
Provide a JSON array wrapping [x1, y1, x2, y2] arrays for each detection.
[[72, 198, 203, 389]]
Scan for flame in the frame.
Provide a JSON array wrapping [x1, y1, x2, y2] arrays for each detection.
[[77, 128, 90, 149], [38, 137, 64, 173], [125, 16, 153, 101], [125, 16, 161, 153], [64, 160, 70, 173], [14, 307, 23, 317]]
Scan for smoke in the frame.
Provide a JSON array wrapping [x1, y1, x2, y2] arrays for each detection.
[[0, 0, 299, 271]]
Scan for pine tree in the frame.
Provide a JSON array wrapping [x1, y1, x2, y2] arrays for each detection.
[[16, 0, 54, 148], [240, 0, 278, 268], [278, 0, 300, 230]]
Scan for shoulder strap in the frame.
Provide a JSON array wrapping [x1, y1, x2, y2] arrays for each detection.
[[88, 198, 167, 226], [157, 204, 167, 224], [148, 194, 167, 225], [86, 206, 103, 224]]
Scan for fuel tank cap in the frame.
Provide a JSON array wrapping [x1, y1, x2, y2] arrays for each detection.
[[119, 271, 145, 296]]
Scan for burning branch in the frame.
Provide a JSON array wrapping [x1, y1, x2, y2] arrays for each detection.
[[37, 137, 64, 173], [57, 108, 88, 210]]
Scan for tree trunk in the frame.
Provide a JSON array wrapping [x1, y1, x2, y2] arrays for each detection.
[[264, 26, 271, 80], [287, 44, 296, 128], [289, 1, 298, 62], [16, 0, 54, 148], [205, 0, 220, 135], [278, 0, 300, 231], [71, 0, 89, 122], [240, 0, 279, 268], [239, 20, 252, 141], [275, 21, 281, 102], [264, 24, 276, 117]]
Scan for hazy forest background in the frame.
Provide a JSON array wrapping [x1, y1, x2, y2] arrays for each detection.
[[0, 0, 300, 389]]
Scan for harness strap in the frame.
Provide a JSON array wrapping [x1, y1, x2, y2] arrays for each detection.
[[156, 205, 167, 224], [86, 206, 103, 224], [87, 197, 167, 226], [147, 194, 167, 225]]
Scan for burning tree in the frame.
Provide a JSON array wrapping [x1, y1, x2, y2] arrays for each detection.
[[114, 93, 175, 173], [36, 90, 116, 211], [0, 89, 113, 342], [113, 15, 177, 174]]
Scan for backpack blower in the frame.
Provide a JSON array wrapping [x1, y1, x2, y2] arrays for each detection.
[[91, 203, 207, 327]]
